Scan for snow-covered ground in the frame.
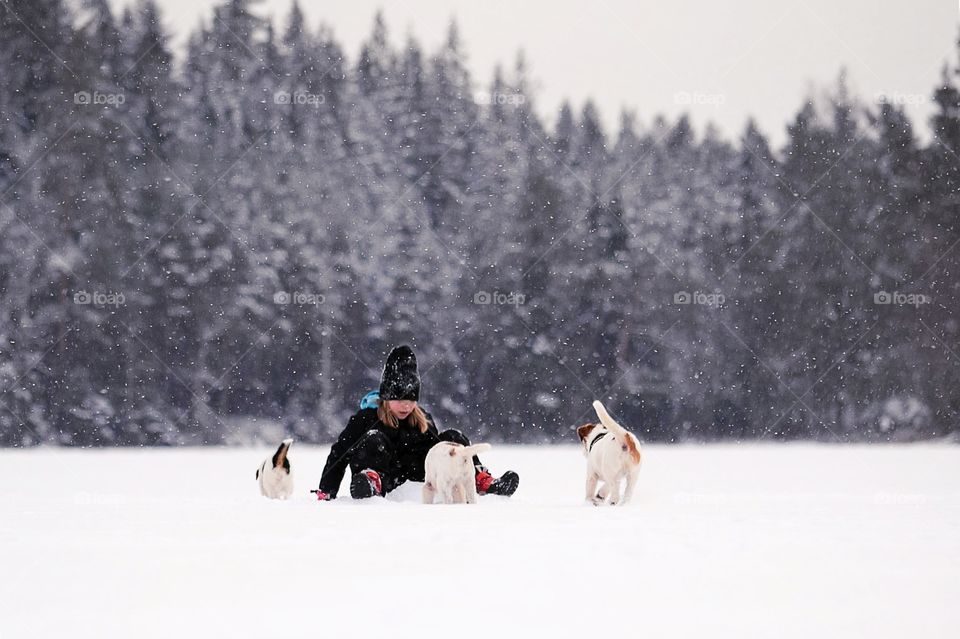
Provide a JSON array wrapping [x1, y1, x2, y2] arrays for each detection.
[[2, 444, 958, 638]]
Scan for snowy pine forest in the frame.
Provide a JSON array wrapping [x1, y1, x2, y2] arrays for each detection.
[[1, 0, 958, 447]]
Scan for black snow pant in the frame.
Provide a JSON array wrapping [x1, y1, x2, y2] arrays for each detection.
[[349, 429, 482, 495]]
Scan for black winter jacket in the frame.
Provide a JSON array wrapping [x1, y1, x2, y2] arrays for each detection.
[[318, 408, 441, 497]]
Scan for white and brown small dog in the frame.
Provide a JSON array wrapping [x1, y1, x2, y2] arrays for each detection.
[[423, 441, 491, 504], [577, 400, 642, 506], [256, 438, 294, 499]]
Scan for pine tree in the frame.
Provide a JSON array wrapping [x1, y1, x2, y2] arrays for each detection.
[[920, 46, 960, 436]]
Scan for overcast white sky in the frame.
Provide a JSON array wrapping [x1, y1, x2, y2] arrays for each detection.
[[111, 0, 957, 146]]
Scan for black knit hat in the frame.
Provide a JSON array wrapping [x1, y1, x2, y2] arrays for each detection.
[[379, 345, 420, 401]]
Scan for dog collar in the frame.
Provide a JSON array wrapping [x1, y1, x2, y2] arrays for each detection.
[[588, 430, 608, 452]]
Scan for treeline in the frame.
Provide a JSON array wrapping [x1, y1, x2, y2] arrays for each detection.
[[0, 0, 957, 446]]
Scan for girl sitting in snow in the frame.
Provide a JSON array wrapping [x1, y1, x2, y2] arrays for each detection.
[[314, 345, 519, 500]]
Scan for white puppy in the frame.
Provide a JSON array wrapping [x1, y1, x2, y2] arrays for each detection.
[[256, 438, 294, 499], [577, 400, 642, 506], [423, 441, 491, 504]]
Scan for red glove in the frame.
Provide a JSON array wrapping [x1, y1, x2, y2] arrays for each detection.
[[311, 489, 332, 501]]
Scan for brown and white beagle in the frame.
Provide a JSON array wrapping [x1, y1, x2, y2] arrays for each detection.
[[577, 401, 642, 506]]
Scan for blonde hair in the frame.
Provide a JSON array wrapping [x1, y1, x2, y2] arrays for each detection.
[[377, 399, 430, 434]]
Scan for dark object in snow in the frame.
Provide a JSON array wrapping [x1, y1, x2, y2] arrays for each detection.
[[350, 468, 383, 498], [477, 468, 519, 496], [379, 345, 421, 402]]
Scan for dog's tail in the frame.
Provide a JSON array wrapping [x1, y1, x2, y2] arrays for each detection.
[[592, 400, 641, 464], [458, 443, 491, 457], [592, 400, 626, 436], [272, 438, 293, 471]]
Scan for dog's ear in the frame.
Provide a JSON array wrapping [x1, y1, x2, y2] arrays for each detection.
[[576, 423, 596, 442], [272, 439, 292, 469]]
